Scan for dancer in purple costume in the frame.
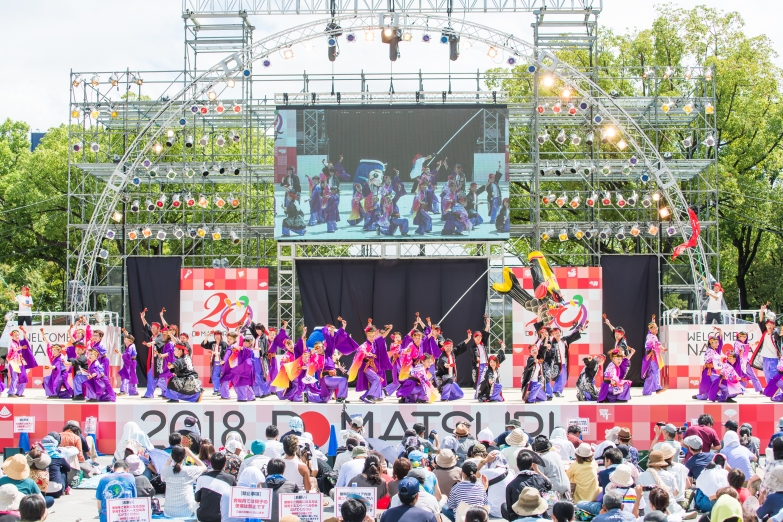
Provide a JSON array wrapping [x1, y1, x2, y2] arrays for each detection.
[[65, 341, 89, 401], [396, 353, 437, 403], [200, 330, 228, 396], [276, 334, 304, 402], [245, 322, 273, 398], [764, 353, 783, 402], [642, 316, 668, 395], [596, 348, 633, 403], [436, 340, 465, 401], [710, 351, 742, 403], [323, 186, 340, 233], [520, 345, 547, 403], [84, 347, 116, 402], [352, 324, 389, 404], [693, 329, 723, 400], [422, 316, 445, 359], [6, 326, 37, 397], [264, 323, 286, 392], [477, 352, 505, 402], [220, 333, 255, 401], [116, 330, 139, 395], [41, 327, 72, 399], [306, 176, 324, 226], [384, 327, 422, 396], [731, 330, 763, 394], [165, 343, 203, 403], [88, 328, 110, 374], [749, 304, 782, 384], [306, 320, 355, 403]]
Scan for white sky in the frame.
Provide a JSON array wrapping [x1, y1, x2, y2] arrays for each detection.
[[2, 0, 781, 132]]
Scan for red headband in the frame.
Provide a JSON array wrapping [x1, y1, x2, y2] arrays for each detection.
[[267, 328, 277, 334], [151, 322, 161, 329], [179, 333, 189, 339]]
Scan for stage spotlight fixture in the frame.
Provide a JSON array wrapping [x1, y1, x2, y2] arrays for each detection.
[[141, 226, 152, 239], [615, 227, 626, 240], [569, 162, 579, 174], [648, 223, 659, 235], [448, 34, 460, 61], [684, 67, 692, 80], [663, 66, 673, 79], [184, 167, 195, 178], [555, 193, 567, 208], [282, 47, 295, 60], [552, 102, 562, 114], [215, 195, 226, 208], [145, 199, 155, 211], [190, 104, 200, 114], [90, 107, 100, 119], [643, 68, 653, 79], [659, 207, 671, 218], [661, 99, 672, 113], [230, 231, 241, 244], [621, 164, 633, 176], [554, 163, 564, 176], [133, 74, 143, 86], [640, 171, 651, 183], [593, 114, 603, 124], [570, 195, 581, 208], [537, 131, 549, 144], [641, 194, 652, 208], [601, 192, 612, 206], [487, 46, 498, 58], [666, 225, 677, 236], [582, 164, 595, 176], [199, 106, 209, 115], [185, 193, 196, 207], [705, 67, 713, 81], [165, 129, 175, 144], [127, 229, 139, 241], [216, 135, 226, 147], [705, 103, 715, 115], [218, 164, 226, 174], [570, 133, 582, 146], [541, 229, 554, 241], [683, 101, 694, 114], [527, 64, 537, 73], [185, 135, 194, 148], [141, 158, 152, 169], [215, 103, 225, 114], [71, 109, 80, 119], [558, 229, 569, 242], [89, 142, 99, 153], [555, 129, 567, 144], [111, 210, 123, 223], [171, 194, 181, 208], [105, 229, 115, 240], [402, 31, 412, 41], [539, 162, 548, 176], [166, 168, 176, 180], [600, 164, 611, 176], [573, 226, 585, 240], [98, 249, 109, 260], [198, 135, 208, 147], [147, 167, 157, 178], [422, 33, 431, 43], [232, 103, 242, 113], [542, 192, 556, 205], [663, 151, 673, 160], [153, 142, 163, 155], [233, 164, 241, 175], [156, 229, 166, 240], [705, 133, 716, 147], [630, 223, 641, 237], [585, 132, 594, 146], [599, 226, 612, 240], [212, 228, 222, 241], [629, 155, 639, 166], [652, 191, 662, 202], [262, 58, 272, 67], [201, 164, 210, 177], [130, 200, 140, 212], [346, 33, 356, 42], [628, 191, 638, 206], [682, 136, 693, 148], [381, 26, 400, 61], [173, 226, 184, 239], [542, 75, 555, 87], [198, 195, 208, 208], [197, 225, 207, 238], [188, 228, 198, 238], [507, 57, 516, 66], [568, 104, 578, 116], [226, 78, 236, 88], [561, 87, 572, 99], [229, 131, 240, 143], [365, 30, 375, 42], [536, 103, 548, 114], [586, 192, 598, 207], [384, 27, 395, 39], [111, 108, 119, 118], [584, 228, 598, 239], [601, 128, 615, 144], [616, 193, 627, 207], [72, 75, 81, 87], [617, 139, 628, 151]]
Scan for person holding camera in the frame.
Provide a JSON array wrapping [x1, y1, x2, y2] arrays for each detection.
[[651, 423, 682, 464]]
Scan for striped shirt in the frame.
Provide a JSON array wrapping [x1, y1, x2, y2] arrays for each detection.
[[447, 480, 488, 510]]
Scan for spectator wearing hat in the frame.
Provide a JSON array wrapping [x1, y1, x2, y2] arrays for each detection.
[[443, 461, 488, 522], [579, 464, 638, 516], [0, 455, 49, 508], [406, 451, 441, 499], [659, 444, 688, 510], [709, 493, 743, 522], [758, 465, 783, 519], [751, 303, 782, 384], [721, 431, 755, 481], [477, 428, 499, 453], [339, 415, 368, 448], [124, 454, 154, 497], [616, 428, 638, 466], [0, 484, 23, 520], [434, 449, 462, 496], [502, 429, 529, 474], [635, 452, 680, 514], [592, 490, 635, 522], [683, 414, 721, 460], [380, 477, 438, 522], [511, 486, 548, 522], [682, 436, 714, 481], [651, 424, 682, 464], [336, 445, 368, 488], [549, 428, 576, 461], [453, 422, 477, 467], [567, 444, 599, 504], [467, 443, 489, 465], [503, 451, 551, 521], [496, 420, 522, 447], [388, 468, 441, 516], [38, 433, 72, 498], [532, 435, 569, 498], [222, 439, 244, 479], [239, 440, 270, 476], [477, 451, 514, 518], [566, 425, 582, 449]]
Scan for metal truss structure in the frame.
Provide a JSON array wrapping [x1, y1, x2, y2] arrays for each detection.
[[67, 2, 716, 345]]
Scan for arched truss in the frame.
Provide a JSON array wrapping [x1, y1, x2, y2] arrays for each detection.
[[69, 13, 709, 311]]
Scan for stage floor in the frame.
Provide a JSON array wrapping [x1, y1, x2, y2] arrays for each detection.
[[4, 386, 769, 405]]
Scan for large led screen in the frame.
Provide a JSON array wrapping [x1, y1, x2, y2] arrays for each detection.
[[273, 105, 510, 241]]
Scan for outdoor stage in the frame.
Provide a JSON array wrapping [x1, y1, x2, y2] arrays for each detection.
[[1, 388, 780, 455]]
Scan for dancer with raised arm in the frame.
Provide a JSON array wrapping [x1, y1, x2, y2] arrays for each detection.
[[436, 339, 465, 401], [455, 315, 491, 398], [396, 353, 439, 404], [220, 332, 255, 402], [750, 304, 782, 384], [596, 348, 634, 403], [140, 309, 165, 399], [348, 323, 385, 404], [308, 319, 355, 404], [730, 330, 763, 394], [693, 329, 723, 401], [520, 345, 547, 403], [116, 330, 138, 396], [41, 327, 72, 399], [642, 316, 668, 395], [84, 346, 116, 402], [200, 330, 227, 396], [165, 343, 203, 403], [6, 326, 37, 398]]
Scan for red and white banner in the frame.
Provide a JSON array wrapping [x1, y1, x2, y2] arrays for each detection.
[[180, 268, 269, 385]]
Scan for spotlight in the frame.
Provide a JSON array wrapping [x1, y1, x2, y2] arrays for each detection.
[[166, 168, 176, 180], [593, 115, 604, 124], [165, 129, 176, 146], [661, 99, 672, 113], [629, 156, 639, 166], [586, 192, 598, 207], [148, 167, 157, 178], [229, 131, 240, 143], [133, 74, 143, 86], [206, 90, 218, 102], [663, 152, 673, 160], [555, 129, 567, 144], [552, 102, 562, 114], [283, 48, 295, 59], [190, 105, 200, 114], [218, 164, 226, 174], [555, 193, 567, 208], [262, 58, 272, 67], [536, 103, 548, 114], [621, 164, 632, 175], [682, 101, 694, 114], [554, 163, 564, 176], [141, 226, 152, 239], [666, 225, 677, 236], [615, 227, 626, 240], [188, 228, 198, 238], [584, 228, 599, 239], [197, 225, 208, 238], [569, 162, 579, 174], [230, 231, 241, 244], [627, 191, 638, 206], [128, 229, 139, 240], [183, 167, 195, 178], [112, 211, 123, 223], [98, 249, 109, 259], [171, 194, 181, 208], [71, 109, 80, 118], [581, 165, 595, 176], [641, 194, 652, 208], [212, 228, 222, 241], [640, 171, 651, 183], [561, 87, 572, 99], [570, 133, 582, 146], [659, 207, 671, 218], [507, 57, 516, 66], [630, 223, 641, 237], [527, 65, 537, 73], [364, 30, 375, 42], [232, 103, 242, 113], [558, 229, 569, 242], [226, 78, 236, 88], [185, 135, 194, 148], [173, 226, 184, 239], [215, 195, 226, 208], [385, 27, 395, 39], [567, 104, 578, 116], [216, 135, 226, 147], [544, 163, 555, 176], [90, 107, 100, 118], [111, 108, 119, 118], [601, 192, 612, 206], [600, 164, 611, 176], [233, 164, 241, 175], [199, 106, 209, 115], [156, 229, 166, 240], [439, 32, 448, 44], [616, 193, 626, 208], [105, 229, 115, 240], [579, 101, 589, 110], [72, 142, 83, 152], [601, 127, 616, 143], [347, 33, 356, 42], [487, 47, 498, 58], [402, 31, 412, 41], [153, 142, 163, 154], [682, 136, 693, 148], [569, 195, 581, 208], [539, 163, 548, 176], [146, 199, 155, 211], [599, 226, 612, 240], [198, 135, 208, 146], [704, 134, 716, 147], [705, 103, 715, 115], [617, 139, 627, 151], [130, 200, 140, 212], [201, 164, 210, 177], [652, 191, 662, 202], [585, 132, 594, 146], [573, 226, 585, 240], [663, 66, 673, 79], [537, 131, 549, 144], [422, 33, 431, 43], [215, 103, 225, 114], [541, 229, 554, 241], [542, 75, 555, 87], [542, 192, 556, 205], [648, 222, 659, 235], [198, 195, 208, 208], [230, 194, 240, 208], [185, 193, 196, 207]]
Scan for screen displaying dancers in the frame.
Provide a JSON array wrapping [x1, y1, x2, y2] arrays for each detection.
[[273, 106, 510, 241]]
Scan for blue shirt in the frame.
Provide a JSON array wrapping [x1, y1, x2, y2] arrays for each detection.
[[380, 504, 438, 522], [95, 472, 137, 522], [592, 508, 636, 522], [0, 477, 40, 496], [684, 452, 714, 480], [769, 430, 783, 448], [598, 465, 618, 491], [757, 491, 783, 519]]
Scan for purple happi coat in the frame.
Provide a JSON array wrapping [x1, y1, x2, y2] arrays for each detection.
[[84, 359, 116, 401], [221, 345, 254, 387], [118, 345, 138, 384], [8, 338, 38, 384]]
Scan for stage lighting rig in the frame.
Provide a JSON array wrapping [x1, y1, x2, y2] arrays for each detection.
[[381, 24, 400, 61], [326, 21, 342, 62], [440, 27, 460, 61]]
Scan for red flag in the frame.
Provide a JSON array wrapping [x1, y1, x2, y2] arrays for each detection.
[[671, 208, 701, 259]]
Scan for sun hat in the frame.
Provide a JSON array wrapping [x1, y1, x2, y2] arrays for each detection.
[[764, 466, 783, 492], [517, 449, 545, 467], [408, 450, 425, 465], [682, 435, 703, 450], [659, 444, 678, 461], [646, 450, 668, 468], [532, 435, 552, 453], [398, 477, 420, 498], [435, 449, 458, 468], [26, 451, 51, 470], [512, 487, 548, 516], [289, 418, 304, 432], [352, 446, 368, 458], [454, 422, 470, 436], [0, 484, 24, 511], [125, 454, 145, 476], [225, 439, 243, 454], [505, 419, 522, 429], [2, 454, 30, 480], [477, 428, 494, 443], [618, 428, 632, 440], [407, 468, 428, 482], [575, 443, 594, 458], [609, 464, 635, 487], [506, 428, 529, 447], [471, 443, 487, 455]]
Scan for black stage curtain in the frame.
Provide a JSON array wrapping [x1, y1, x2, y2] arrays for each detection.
[[600, 255, 659, 386], [127, 257, 182, 386], [297, 259, 488, 386]]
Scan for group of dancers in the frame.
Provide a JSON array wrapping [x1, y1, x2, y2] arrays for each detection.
[[279, 154, 510, 237]]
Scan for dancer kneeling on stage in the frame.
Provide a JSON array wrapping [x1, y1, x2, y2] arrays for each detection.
[[694, 329, 723, 401], [597, 348, 633, 403], [84, 346, 116, 402], [166, 343, 202, 403], [396, 353, 439, 403], [41, 327, 72, 399], [220, 333, 255, 402], [520, 345, 547, 403], [712, 351, 742, 403], [117, 330, 138, 396], [477, 352, 505, 402], [642, 316, 668, 395], [436, 340, 465, 401], [576, 354, 604, 402]]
